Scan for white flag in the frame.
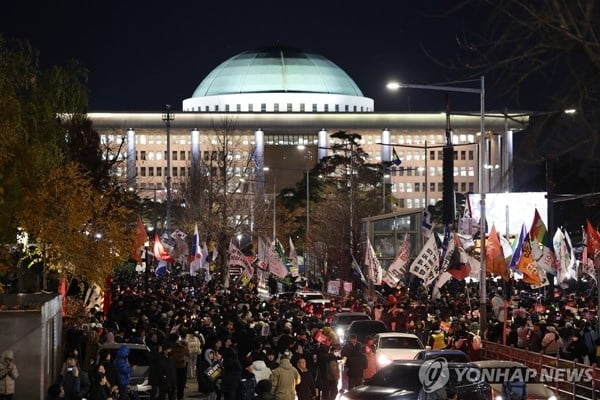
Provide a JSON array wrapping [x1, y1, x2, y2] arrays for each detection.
[[409, 234, 440, 284], [289, 237, 299, 278], [365, 238, 383, 285], [228, 241, 253, 279], [268, 241, 288, 278], [554, 228, 576, 286], [432, 272, 453, 299], [257, 237, 270, 271], [382, 239, 410, 288], [190, 224, 202, 276]]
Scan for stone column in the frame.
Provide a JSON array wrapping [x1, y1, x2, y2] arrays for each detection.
[[254, 128, 265, 194], [191, 128, 201, 185], [317, 128, 328, 161], [126, 128, 136, 189], [381, 128, 391, 163]]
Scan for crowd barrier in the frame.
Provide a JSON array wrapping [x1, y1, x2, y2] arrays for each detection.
[[482, 340, 600, 400]]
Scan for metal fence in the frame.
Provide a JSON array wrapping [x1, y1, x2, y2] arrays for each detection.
[[482, 340, 600, 400]]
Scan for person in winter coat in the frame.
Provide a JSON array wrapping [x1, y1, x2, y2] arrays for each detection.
[[0, 350, 18, 400], [341, 334, 366, 389], [269, 353, 300, 400], [250, 355, 272, 383], [295, 358, 316, 400], [541, 326, 562, 356], [114, 345, 133, 400], [255, 379, 275, 400], [240, 360, 258, 400], [148, 344, 177, 400], [186, 332, 202, 379], [196, 348, 220, 399], [363, 342, 377, 380], [221, 348, 242, 400], [322, 346, 341, 400], [59, 354, 81, 400], [88, 364, 117, 400]]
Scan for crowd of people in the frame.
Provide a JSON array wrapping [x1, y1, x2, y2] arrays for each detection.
[[43, 268, 600, 400]]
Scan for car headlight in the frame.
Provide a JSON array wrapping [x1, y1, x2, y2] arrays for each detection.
[[336, 328, 344, 337], [494, 396, 503, 400], [547, 396, 557, 400], [377, 354, 392, 367]]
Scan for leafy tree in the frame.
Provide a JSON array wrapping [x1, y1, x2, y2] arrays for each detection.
[[281, 131, 383, 281], [16, 163, 132, 289]]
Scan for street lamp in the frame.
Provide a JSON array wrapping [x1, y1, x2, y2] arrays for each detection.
[[387, 77, 487, 334], [298, 146, 313, 279], [162, 105, 175, 231]]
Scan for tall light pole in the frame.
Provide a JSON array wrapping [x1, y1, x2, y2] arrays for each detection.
[[298, 146, 313, 279], [162, 105, 175, 231], [387, 77, 487, 334]]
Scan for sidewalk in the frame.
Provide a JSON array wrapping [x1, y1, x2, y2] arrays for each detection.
[[184, 377, 203, 399]]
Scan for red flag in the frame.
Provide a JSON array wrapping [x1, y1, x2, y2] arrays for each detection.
[[486, 225, 510, 281], [153, 233, 175, 262], [59, 278, 67, 316], [445, 234, 471, 281], [131, 217, 148, 262], [586, 220, 600, 257]]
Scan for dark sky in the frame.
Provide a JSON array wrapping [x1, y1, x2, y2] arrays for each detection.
[[2, 0, 500, 113]]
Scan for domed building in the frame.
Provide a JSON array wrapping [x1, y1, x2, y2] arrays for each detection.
[[88, 45, 525, 268], [182, 46, 373, 113]]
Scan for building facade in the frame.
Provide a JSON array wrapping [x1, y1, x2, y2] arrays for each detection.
[[89, 46, 527, 213]]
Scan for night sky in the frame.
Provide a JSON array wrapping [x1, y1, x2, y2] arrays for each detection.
[[2, 1, 519, 113]]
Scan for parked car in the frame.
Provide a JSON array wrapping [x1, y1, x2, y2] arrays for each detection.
[[331, 312, 371, 343], [373, 333, 424, 369], [413, 349, 470, 363], [341, 360, 491, 400], [295, 290, 325, 301], [347, 319, 388, 345], [471, 360, 558, 400], [97, 343, 151, 398]]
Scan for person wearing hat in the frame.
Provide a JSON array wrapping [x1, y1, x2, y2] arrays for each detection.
[[0, 350, 18, 400], [269, 352, 300, 400], [341, 333, 366, 389]]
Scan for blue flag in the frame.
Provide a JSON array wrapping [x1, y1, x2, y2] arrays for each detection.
[[351, 255, 368, 287], [392, 148, 402, 166]]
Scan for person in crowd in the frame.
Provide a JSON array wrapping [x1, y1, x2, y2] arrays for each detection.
[[264, 349, 279, 371], [528, 322, 544, 352], [221, 348, 242, 400], [255, 379, 275, 400], [295, 358, 316, 400], [516, 319, 531, 349], [47, 384, 65, 400], [0, 350, 18, 400], [541, 325, 562, 356], [428, 324, 446, 350], [240, 359, 258, 400], [58, 354, 81, 400], [114, 345, 133, 400], [196, 348, 221, 400], [269, 352, 300, 400], [363, 339, 377, 380], [250, 353, 272, 383], [167, 333, 189, 400], [149, 343, 177, 400], [88, 364, 117, 400], [580, 320, 598, 363], [341, 333, 366, 390], [185, 330, 202, 379], [84, 328, 101, 372]]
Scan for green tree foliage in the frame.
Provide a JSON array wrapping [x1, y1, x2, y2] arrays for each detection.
[[0, 36, 135, 291]]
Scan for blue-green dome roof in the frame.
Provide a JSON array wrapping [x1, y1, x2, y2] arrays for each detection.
[[192, 46, 364, 98]]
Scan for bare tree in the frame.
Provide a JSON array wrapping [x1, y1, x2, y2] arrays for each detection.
[[178, 117, 271, 270]]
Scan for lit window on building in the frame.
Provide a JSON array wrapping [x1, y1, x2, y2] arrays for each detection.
[[460, 167, 467, 176], [407, 198, 413, 208], [454, 167, 458, 176], [468, 167, 475, 176]]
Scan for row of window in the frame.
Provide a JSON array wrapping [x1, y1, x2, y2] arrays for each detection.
[[191, 103, 370, 113], [392, 181, 475, 193], [396, 198, 442, 209], [390, 166, 475, 177], [138, 167, 190, 177]]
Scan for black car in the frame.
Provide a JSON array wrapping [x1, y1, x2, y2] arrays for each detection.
[[331, 312, 371, 343], [413, 349, 470, 363], [346, 320, 388, 344], [341, 360, 491, 400]]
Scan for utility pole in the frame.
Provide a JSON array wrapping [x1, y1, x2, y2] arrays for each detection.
[[162, 105, 175, 231]]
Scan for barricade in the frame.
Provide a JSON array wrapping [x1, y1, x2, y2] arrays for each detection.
[[482, 340, 600, 400]]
